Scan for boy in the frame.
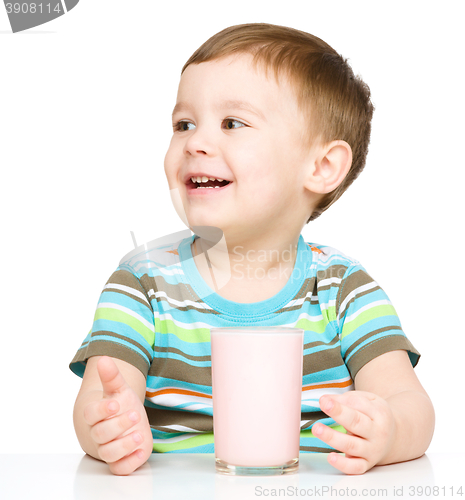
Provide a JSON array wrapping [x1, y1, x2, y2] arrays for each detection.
[[70, 23, 434, 476]]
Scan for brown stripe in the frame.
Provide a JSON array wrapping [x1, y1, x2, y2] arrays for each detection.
[[148, 357, 212, 387], [346, 335, 421, 380], [69, 340, 150, 378], [275, 277, 317, 314], [104, 287, 152, 311], [344, 326, 403, 360], [139, 273, 220, 315], [338, 285, 382, 322], [300, 411, 331, 429], [140, 273, 200, 305], [337, 268, 373, 311], [300, 446, 341, 453], [317, 265, 348, 287], [304, 334, 339, 351], [146, 407, 213, 432], [303, 343, 344, 376], [107, 270, 153, 312], [153, 345, 211, 362], [91, 330, 153, 362]]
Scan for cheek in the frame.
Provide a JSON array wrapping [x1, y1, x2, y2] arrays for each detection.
[[164, 142, 181, 178], [228, 136, 276, 177]]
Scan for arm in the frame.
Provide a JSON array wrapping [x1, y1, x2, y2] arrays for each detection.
[[354, 349, 435, 464], [313, 350, 435, 474], [73, 355, 153, 475]]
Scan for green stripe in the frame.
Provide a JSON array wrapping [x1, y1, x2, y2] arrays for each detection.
[[300, 425, 347, 439], [295, 317, 327, 335], [321, 304, 337, 325], [94, 307, 155, 345], [341, 304, 398, 339], [152, 432, 214, 452], [155, 318, 211, 343]]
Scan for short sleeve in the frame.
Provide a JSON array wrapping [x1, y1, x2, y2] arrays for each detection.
[[69, 268, 155, 379], [336, 263, 420, 380]]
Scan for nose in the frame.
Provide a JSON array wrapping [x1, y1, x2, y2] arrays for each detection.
[[183, 126, 215, 157]]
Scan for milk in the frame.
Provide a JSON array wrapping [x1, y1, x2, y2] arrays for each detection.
[[211, 327, 304, 474]]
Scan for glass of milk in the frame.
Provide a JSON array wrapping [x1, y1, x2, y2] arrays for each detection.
[[211, 326, 304, 475]]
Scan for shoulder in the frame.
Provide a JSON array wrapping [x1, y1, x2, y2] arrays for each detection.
[[117, 233, 189, 277], [304, 241, 362, 279], [304, 241, 376, 308], [106, 234, 190, 299]]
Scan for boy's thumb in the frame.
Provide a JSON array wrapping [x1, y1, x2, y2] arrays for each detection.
[[97, 356, 127, 396]]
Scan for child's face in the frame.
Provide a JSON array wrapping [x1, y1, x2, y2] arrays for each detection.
[[164, 53, 319, 241]]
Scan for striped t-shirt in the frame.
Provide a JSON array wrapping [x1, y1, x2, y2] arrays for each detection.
[[69, 233, 420, 454]]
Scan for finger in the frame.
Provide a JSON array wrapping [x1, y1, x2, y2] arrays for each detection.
[[98, 430, 144, 465], [97, 356, 128, 397], [312, 422, 367, 458], [83, 398, 120, 426], [330, 391, 379, 420], [109, 449, 148, 476], [320, 396, 373, 438], [91, 410, 140, 445], [327, 452, 370, 475]]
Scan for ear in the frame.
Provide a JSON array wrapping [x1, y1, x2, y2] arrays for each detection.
[[305, 140, 352, 194]]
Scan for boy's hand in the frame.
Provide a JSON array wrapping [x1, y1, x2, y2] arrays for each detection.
[[312, 391, 397, 475], [83, 356, 153, 475]]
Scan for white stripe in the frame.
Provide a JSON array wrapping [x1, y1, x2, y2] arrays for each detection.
[[318, 276, 343, 288], [97, 303, 154, 332], [302, 376, 352, 390], [152, 433, 200, 444], [159, 267, 185, 276], [178, 403, 213, 411], [147, 394, 212, 407], [148, 289, 214, 311], [292, 312, 324, 323], [285, 291, 319, 308], [159, 425, 204, 433], [338, 281, 379, 324], [320, 299, 336, 312], [152, 312, 216, 333], [301, 385, 354, 404], [104, 283, 150, 306]]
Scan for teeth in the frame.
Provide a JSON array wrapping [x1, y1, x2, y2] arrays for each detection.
[[190, 176, 227, 184]]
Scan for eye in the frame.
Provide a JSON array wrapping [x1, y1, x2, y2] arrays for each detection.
[[172, 118, 247, 132], [173, 121, 195, 132], [223, 119, 246, 130]]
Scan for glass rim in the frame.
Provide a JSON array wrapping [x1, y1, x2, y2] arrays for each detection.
[[210, 326, 304, 334]]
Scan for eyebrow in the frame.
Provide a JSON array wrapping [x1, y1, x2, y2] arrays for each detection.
[[171, 99, 266, 122]]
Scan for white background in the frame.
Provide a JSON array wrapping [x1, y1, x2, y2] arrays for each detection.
[[1, 1, 463, 454]]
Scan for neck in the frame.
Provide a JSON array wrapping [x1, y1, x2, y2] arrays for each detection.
[[192, 233, 300, 291]]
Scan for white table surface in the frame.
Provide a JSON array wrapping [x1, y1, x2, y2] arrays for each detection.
[[0, 453, 463, 500]]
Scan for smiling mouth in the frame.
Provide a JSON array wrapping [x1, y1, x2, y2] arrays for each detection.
[[186, 179, 232, 191]]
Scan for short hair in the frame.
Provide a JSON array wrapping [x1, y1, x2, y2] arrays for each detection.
[[181, 23, 374, 222]]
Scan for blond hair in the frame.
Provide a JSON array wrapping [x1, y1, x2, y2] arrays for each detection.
[[181, 23, 374, 222]]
